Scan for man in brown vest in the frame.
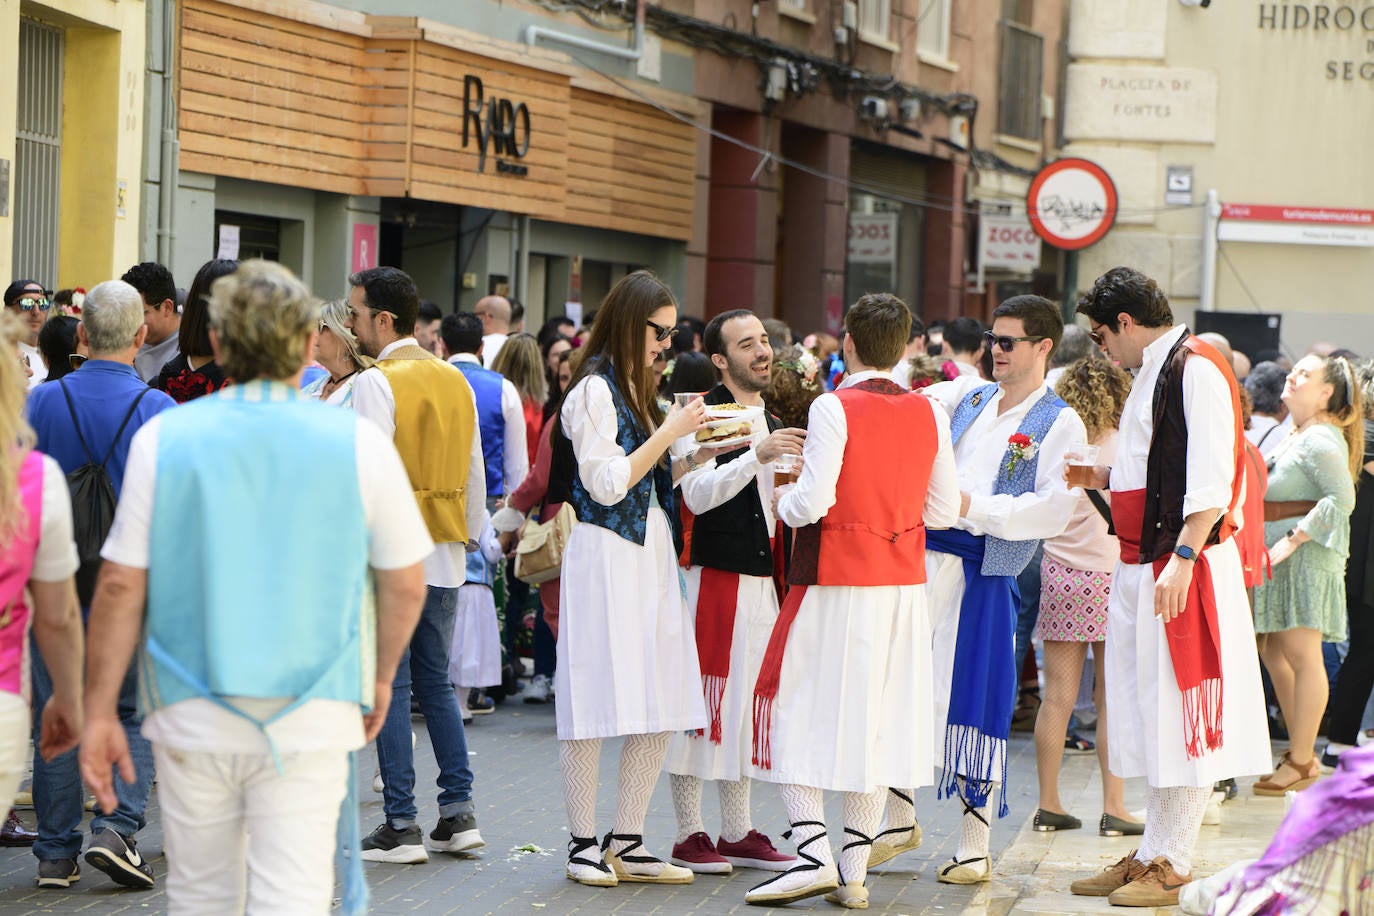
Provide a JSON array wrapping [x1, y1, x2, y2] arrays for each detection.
[[347, 267, 488, 865], [1068, 267, 1269, 907]]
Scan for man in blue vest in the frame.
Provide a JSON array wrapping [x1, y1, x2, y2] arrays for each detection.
[[877, 297, 1086, 884], [439, 312, 528, 502], [25, 279, 175, 891], [79, 260, 433, 914]]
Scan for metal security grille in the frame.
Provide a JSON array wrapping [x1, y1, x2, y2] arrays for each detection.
[[12, 19, 64, 286], [998, 20, 1044, 141]]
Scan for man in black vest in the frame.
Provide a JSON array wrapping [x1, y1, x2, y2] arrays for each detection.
[[665, 309, 805, 876]]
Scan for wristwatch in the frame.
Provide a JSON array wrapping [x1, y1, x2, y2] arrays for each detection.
[[1173, 544, 1197, 561], [684, 451, 700, 473]]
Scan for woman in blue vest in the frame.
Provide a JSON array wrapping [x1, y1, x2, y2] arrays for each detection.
[[551, 271, 714, 887]]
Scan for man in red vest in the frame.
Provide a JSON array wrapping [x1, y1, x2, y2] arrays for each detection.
[[744, 293, 960, 909], [1068, 267, 1269, 907]]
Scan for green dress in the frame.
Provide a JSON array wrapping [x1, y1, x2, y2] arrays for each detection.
[[1254, 423, 1356, 640]]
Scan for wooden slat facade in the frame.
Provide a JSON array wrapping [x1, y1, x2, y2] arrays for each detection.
[[178, 0, 695, 241]]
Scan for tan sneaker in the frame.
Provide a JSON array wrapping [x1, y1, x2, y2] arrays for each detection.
[[1069, 849, 1148, 896], [1107, 856, 1191, 907]]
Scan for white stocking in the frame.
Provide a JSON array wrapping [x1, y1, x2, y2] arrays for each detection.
[[777, 783, 834, 867], [882, 787, 917, 833], [670, 774, 705, 843], [611, 732, 671, 849], [559, 738, 601, 840], [718, 777, 752, 843], [839, 788, 884, 885], [1136, 785, 1209, 875]]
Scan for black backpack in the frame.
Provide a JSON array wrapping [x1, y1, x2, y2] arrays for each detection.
[[59, 382, 150, 606]]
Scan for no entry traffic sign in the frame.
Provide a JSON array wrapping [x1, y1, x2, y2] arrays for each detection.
[[1026, 158, 1118, 250]]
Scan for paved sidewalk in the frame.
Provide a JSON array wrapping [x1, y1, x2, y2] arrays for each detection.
[[0, 698, 1046, 915], [972, 743, 1288, 915]]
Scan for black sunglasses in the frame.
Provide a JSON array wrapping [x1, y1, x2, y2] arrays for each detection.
[[646, 319, 678, 343], [983, 330, 1044, 352], [1088, 324, 1108, 347], [17, 297, 51, 312]]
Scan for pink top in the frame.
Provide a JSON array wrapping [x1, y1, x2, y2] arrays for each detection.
[[1042, 431, 1120, 573], [0, 451, 46, 700]]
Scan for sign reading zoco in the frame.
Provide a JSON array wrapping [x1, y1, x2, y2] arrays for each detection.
[[462, 75, 531, 176], [1026, 157, 1118, 251]]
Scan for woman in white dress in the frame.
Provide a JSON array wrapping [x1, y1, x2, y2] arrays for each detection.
[[301, 299, 371, 407], [552, 271, 715, 888]]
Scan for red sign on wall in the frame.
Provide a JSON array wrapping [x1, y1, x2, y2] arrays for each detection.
[[352, 223, 378, 272]]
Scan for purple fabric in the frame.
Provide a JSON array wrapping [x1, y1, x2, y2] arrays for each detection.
[[1238, 743, 1374, 888]]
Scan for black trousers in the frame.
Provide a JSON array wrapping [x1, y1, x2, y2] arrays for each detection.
[[1326, 600, 1374, 745]]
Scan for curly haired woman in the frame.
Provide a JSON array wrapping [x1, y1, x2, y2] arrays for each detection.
[[763, 345, 822, 429], [1033, 357, 1141, 836]]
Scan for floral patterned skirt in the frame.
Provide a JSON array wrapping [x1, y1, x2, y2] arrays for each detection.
[[1035, 556, 1111, 643]]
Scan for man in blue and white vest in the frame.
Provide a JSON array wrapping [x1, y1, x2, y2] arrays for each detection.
[[440, 311, 528, 501], [78, 260, 433, 915], [875, 295, 1086, 884]]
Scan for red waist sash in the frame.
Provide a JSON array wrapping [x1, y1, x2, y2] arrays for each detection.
[[1113, 488, 1224, 760]]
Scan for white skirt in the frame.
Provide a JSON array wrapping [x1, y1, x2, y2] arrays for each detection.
[[1106, 539, 1272, 787], [665, 568, 780, 782], [751, 584, 935, 794], [555, 510, 706, 740], [926, 552, 1009, 784], [448, 583, 501, 688]]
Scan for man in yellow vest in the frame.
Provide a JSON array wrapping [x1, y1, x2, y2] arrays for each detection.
[[347, 267, 488, 865]]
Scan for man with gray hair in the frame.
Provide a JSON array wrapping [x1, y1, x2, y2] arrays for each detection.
[[1046, 325, 1096, 387], [80, 260, 432, 913], [23, 280, 176, 890]]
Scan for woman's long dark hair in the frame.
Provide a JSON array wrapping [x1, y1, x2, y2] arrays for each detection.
[[552, 271, 674, 446]]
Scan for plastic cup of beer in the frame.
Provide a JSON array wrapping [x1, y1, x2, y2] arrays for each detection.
[[773, 453, 801, 488], [1066, 445, 1101, 488], [674, 392, 704, 408]]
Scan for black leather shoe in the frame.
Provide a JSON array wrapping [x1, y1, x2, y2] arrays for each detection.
[[1099, 813, 1145, 837], [1, 809, 37, 846], [1033, 809, 1082, 832]]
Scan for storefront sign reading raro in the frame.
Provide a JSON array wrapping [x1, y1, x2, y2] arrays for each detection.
[[463, 75, 532, 176]]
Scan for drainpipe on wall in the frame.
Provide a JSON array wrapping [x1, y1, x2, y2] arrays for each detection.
[[1199, 188, 1220, 312], [525, 0, 644, 63], [156, 0, 178, 266], [517, 215, 531, 308]]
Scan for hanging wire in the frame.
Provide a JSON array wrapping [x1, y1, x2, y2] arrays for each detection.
[[573, 51, 1207, 220]]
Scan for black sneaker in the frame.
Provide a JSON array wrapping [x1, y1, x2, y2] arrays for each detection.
[[1321, 746, 1347, 770], [360, 823, 429, 864], [1213, 777, 1239, 800], [36, 858, 80, 889], [85, 828, 154, 889], [430, 812, 486, 854]]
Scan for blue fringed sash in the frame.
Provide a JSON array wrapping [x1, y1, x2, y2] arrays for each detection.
[[927, 527, 1018, 818]]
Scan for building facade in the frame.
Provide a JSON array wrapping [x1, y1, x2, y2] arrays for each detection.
[[1065, 0, 1374, 356], [1, 0, 146, 290], [160, 0, 701, 328]]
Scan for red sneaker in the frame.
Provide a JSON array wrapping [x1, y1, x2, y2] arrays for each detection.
[[669, 831, 732, 874], [717, 829, 797, 871]]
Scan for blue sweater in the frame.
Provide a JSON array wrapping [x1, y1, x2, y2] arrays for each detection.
[[26, 361, 176, 495]]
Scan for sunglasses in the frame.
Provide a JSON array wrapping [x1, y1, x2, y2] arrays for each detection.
[[1087, 323, 1108, 347], [646, 319, 678, 343], [983, 330, 1044, 352], [16, 298, 51, 312]]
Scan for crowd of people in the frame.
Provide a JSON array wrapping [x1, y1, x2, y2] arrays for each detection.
[[0, 258, 1370, 914]]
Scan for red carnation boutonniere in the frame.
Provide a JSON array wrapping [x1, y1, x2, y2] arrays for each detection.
[[1005, 432, 1039, 476]]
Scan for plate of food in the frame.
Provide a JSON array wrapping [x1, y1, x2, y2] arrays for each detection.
[[695, 404, 762, 449]]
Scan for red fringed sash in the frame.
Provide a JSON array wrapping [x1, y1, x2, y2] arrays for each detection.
[[1114, 488, 1224, 758], [694, 567, 741, 744], [750, 584, 808, 770]]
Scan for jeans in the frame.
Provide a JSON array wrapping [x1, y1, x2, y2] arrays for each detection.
[[503, 559, 528, 663], [31, 637, 154, 861], [1013, 545, 1044, 696], [376, 586, 473, 828]]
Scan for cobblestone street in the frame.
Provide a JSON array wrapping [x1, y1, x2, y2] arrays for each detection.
[[0, 695, 1044, 915]]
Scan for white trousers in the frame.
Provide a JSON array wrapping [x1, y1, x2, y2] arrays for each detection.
[[0, 691, 28, 806], [153, 743, 348, 915]]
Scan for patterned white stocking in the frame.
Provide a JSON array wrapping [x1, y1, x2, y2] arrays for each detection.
[[718, 777, 752, 843], [839, 788, 884, 885], [670, 774, 705, 844], [1136, 785, 1210, 875]]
